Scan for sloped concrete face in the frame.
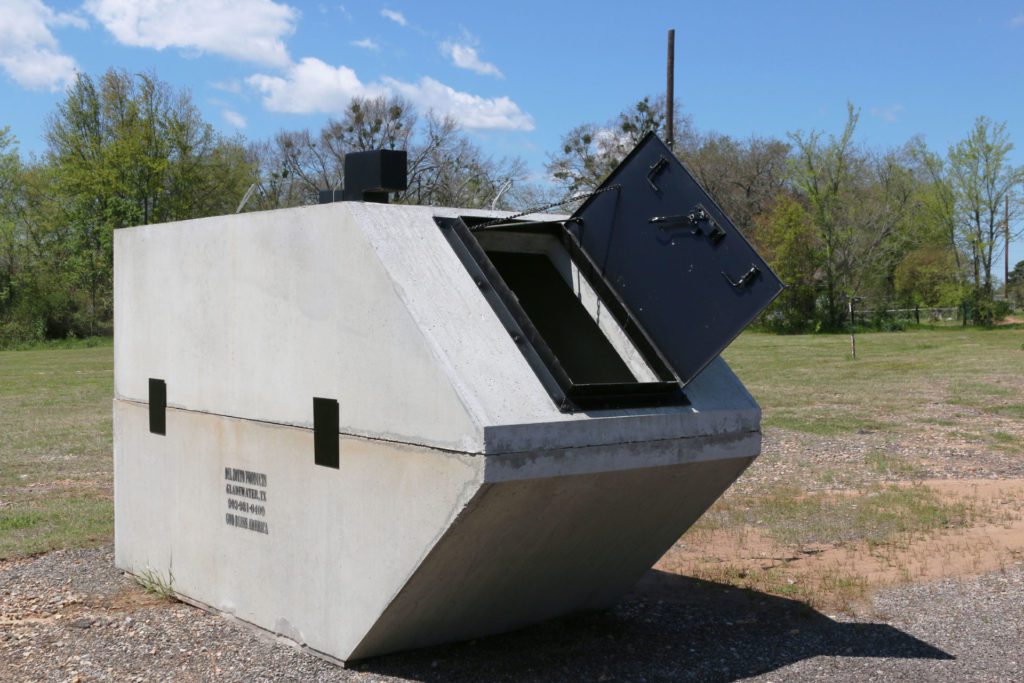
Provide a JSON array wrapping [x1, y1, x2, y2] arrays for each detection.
[[350, 450, 754, 660], [113, 201, 766, 663]]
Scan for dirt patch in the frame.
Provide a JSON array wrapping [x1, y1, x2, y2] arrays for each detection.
[[659, 479, 1024, 611]]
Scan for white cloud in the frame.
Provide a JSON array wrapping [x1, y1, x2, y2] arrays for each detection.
[[211, 79, 243, 94], [0, 0, 80, 91], [380, 9, 406, 26], [440, 42, 503, 78], [50, 10, 89, 30], [383, 76, 532, 131], [247, 58, 533, 131], [869, 104, 905, 123], [246, 57, 385, 113], [351, 38, 379, 51], [223, 109, 247, 128], [84, 0, 298, 67], [1012, 13, 1024, 27]]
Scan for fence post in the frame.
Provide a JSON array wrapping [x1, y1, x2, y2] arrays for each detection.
[[849, 299, 857, 360]]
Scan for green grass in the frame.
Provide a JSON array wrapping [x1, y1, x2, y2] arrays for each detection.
[[0, 345, 114, 558], [135, 568, 179, 602], [706, 483, 973, 548], [723, 327, 1024, 442], [0, 511, 43, 531], [0, 494, 111, 558], [992, 431, 1020, 445]]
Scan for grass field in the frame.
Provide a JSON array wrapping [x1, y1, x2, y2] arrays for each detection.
[[725, 326, 1024, 440], [1, 329, 1022, 609], [0, 342, 113, 558]]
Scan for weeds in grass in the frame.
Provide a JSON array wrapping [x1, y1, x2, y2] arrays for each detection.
[[989, 431, 1022, 454], [992, 404, 1024, 419], [0, 495, 112, 559], [721, 483, 973, 548], [135, 568, 178, 601], [865, 451, 923, 478], [0, 511, 42, 531], [921, 417, 957, 427], [673, 479, 1024, 612], [685, 561, 872, 612], [764, 414, 889, 436]]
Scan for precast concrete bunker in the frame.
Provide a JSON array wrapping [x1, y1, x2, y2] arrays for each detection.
[[113, 134, 784, 663]]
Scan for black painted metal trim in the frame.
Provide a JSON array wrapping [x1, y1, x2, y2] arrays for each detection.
[[436, 216, 686, 412]]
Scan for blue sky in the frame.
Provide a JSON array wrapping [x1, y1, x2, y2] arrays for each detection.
[[2, 0, 1023, 264]]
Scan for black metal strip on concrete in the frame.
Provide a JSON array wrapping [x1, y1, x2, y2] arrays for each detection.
[[313, 397, 340, 468], [149, 378, 166, 435]]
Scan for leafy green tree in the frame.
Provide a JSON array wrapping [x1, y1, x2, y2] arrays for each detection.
[[787, 104, 919, 328], [754, 195, 821, 331], [43, 69, 254, 334], [910, 138, 964, 284], [0, 127, 24, 338], [787, 104, 861, 328], [1007, 260, 1024, 307], [893, 247, 962, 307]]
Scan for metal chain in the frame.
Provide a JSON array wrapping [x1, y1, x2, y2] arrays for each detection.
[[470, 184, 621, 231]]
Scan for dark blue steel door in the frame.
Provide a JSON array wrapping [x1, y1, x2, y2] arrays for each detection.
[[568, 132, 784, 386]]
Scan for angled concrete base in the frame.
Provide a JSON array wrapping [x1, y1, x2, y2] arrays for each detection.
[[349, 452, 753, 660], [114, 399, 755, 662]]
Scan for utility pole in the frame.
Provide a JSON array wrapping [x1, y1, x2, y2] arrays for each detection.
[[1006, 194, 1011, 299], [666, 29, 675, 149]]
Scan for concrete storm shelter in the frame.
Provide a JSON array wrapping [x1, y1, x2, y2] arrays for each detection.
[[113, 135, 783, 663]]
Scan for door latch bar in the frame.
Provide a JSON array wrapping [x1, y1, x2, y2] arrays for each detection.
[[649, 204, 726, 244]]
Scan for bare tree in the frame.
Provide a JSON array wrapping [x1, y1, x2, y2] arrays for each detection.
[[547, 95, 694, 197], [683, 133, 790, 234]]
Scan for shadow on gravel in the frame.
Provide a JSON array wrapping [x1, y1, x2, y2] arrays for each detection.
[[353, 569, 953, 682]]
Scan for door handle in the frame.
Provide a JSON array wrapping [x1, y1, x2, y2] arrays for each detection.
[[723, 264, 760, 289], [646, 156, 669, 192]]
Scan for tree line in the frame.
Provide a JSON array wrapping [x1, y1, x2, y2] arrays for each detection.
[[1, 68, 1022, 346], [548, 97, 1024, 331]]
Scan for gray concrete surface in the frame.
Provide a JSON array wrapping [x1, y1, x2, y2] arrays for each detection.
[[113, 201, 765, 662]]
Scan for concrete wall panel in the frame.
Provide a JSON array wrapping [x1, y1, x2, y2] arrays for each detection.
[[114, 205, 482, 452], [113, 399, 483, 660]]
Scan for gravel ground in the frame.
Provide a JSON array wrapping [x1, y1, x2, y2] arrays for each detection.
[[2, 545, 1022, 682]]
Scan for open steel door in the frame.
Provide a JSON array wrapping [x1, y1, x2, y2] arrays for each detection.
[[567, 132, 784, 386]]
